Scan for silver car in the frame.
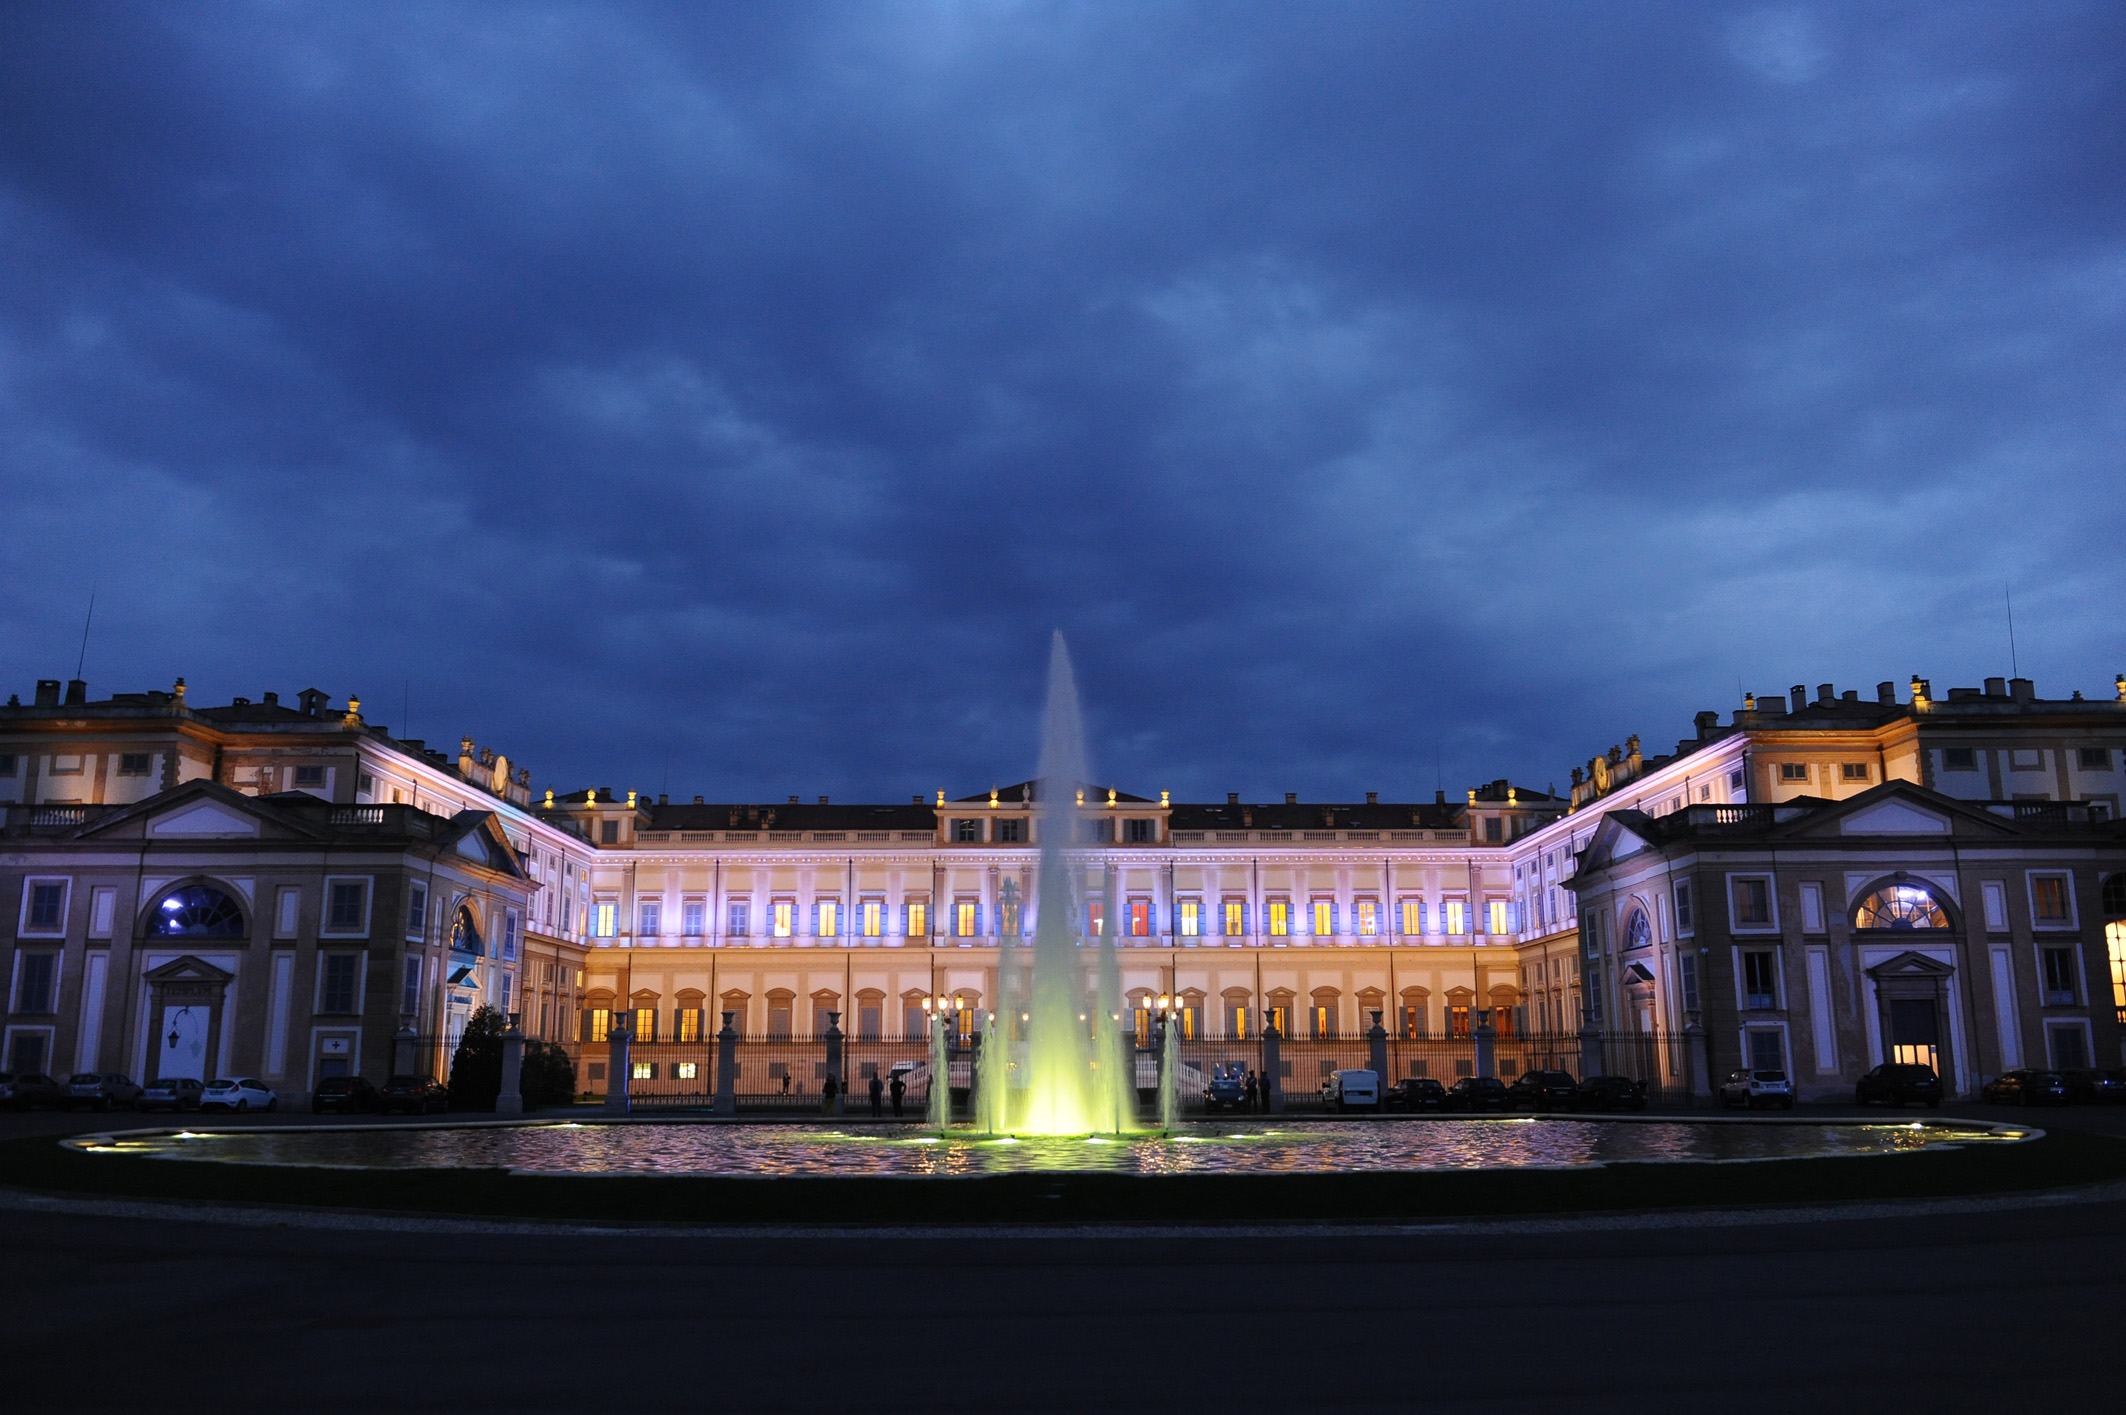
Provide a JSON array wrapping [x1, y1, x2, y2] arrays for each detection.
[[136, 1076, 206, 1112], [65, 1073, 144, 1111]]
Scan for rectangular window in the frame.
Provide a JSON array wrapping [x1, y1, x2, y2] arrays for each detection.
[[2107, 922, 2126, 1024], [632, 1061, 654, 1081], [594, 902, 617, 938], [1585, 967, 1604, 1026], [1227, 1004, 1248, 1039], [600, 820, 619, 844], [633, 1007, 656, 1042], [587, 1008, 612, 1042], [996, 818, 1025, 843], [1448, 1004, 1470, 1039], [1224, 900, 1244, 937], [1943, 748, 1977, 771], [1129, 899, 1150, 936], [676, 1061, 699, 1081], [1778, 763, 1809, 782], [1674, 881, 1694, 933], [117, 753, 151, 776], [1444, 900, 1467, 936], [327, 881, 367, 931], [400, 955, 422, 1015], [676, 1008, 703, 1042], [2042, 946, 2078, 1005], [25, 881, 66, 932], [1087, 899, 1103, 937], [905, 899, 927, 938], [320, 954, 359, 1014], [683, 901, 705, 937], [772, 901, 794, 937], [1484, 817, 1502, 842], [1841, 763, 1870, 782], [502, 910, 519, 961], [2031, 876, 2071, 924], [1313, 900, 1334, 936], [1488, 900, 1510, 935], [16, 952, 57, 1013], [639, 900, 661, 936], [407, 881, 427, 936], [1749, 1030, 1785, 1073], [817, 900, 838, 938], [1178, 900, 1200, 937], [294, 765, 325, 787], [1267, 900, 1289, 937], [956, 901, 978, 937], [1733, 878, 1771, 926], [1679, 954, 1701, 1014], [2079, 748, 2112, 770], [1743, 951, 1778, 1010], [1354, 899, 1377, 936], [1401, 899, 1423, 936], [728, 901, 750, 936], [358, 772, 374, 796], [1124, 818, 1154, 843], [862, 900, 882, 937], [954, 819, 982, 843], [1727, 768, 1745, 793]]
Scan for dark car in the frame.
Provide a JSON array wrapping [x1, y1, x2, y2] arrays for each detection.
[[1567, 1075, 1648, 1113], [1855, 1063, 1942, 1108], [66, 1073, 144, 1111], [1202, 1062, 1250, 1113], [1504, 1069, 1578, 1111], [311, 1076, 381, 1114], [2060, 1069, 2126, 1104], [1384, 1077, 1447, 1112], [378, 1075, 448, 1115], [1982, 1069, 2070, 1105], [0, 1072, 64, 1110], [1443, 1076, 1509, 1112], [136, 1077, 205, 1112]]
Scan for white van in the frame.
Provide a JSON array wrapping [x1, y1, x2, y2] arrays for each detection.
[[1322, 1069, 1380, 1111]]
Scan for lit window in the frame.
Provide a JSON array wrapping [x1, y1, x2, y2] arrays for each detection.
[[1178, 900, 1200, 937], [676, 1008, 702, 1042], [1224, 900, 1243, 936], [1852, 886, 1946, 931], [1488, 901, 1510, 935], [632, 1062, 653, 1081], [587, 1008, 611, 1042], [1444, 901, 1466, 935], [1087, 900, 1104, 936], [1355, 900, 1377, 935], [595, 902, 617, 937], [1313, 901, 1334, 936], [2106, 922, 2126, 1023], [906, 900, 927, 937], [957, 901, 978, 937], [817, 900, 838, 937], [773, 902, 793, 937], [1267, 901, 1288, 936], [633, 1007, 656, 1041], [1129, 899, 1150, 936], [2032, 876, 2071, 922], [1449, 1005, 1470, 1039], [862, 901, 882, 937], [1401, 899, 1423, 935], [676, 1061, 699, 1080]]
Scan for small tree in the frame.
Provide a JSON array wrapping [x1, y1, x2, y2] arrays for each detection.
[[519, 1039, 577, 1110], [448, 1005, 507, 1110]]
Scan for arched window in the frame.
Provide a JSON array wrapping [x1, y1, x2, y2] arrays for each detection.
[[1853, 884, 1948, 931], [151, 885, 244, 938], [451, 905, 484, 955], [2102, 873, 2126, 918], [1626, 907, 1652, 949]]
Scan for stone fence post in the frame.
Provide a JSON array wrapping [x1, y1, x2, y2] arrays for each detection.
[[823, 1011, 844, 1117], [1366, 1010, 1388, 1090], [1473, 1011, 1496, 1081], [495, 1016, 525, 1116], [715, 1011, 738, 1116], [604, 1019, 632, 1115], [1263, 1022, 1283, 1113]]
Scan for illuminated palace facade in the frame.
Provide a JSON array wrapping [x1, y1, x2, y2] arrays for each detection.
[[2, 672, 2123, 1100]]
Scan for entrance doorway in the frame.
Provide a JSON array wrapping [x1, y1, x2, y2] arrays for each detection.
[[1887, 998, 1939, 1072]]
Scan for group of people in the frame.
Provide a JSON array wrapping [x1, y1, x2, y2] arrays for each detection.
[[1240, 1068, 1275, 1112]]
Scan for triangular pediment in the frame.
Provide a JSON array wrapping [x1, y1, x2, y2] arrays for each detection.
[[439, 811, 524, 877], [1583, 812, 1658, 869], [142, 954, 234, 986], [455, 830, 496, 865], [148, 801, 259, 837], [1840, 800, 1951, 835], [1865, 950, 1956, 981]]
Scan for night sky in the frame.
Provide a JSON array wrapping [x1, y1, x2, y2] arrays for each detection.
[[3, 4, 2120, 805]]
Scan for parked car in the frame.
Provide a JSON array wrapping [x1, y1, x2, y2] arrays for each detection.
[[1202, 1062, 1249, 1113], [1719, 1069, 1795, 1109], [66, 1073, 144, 1111], [1567, 1075, 1648, 1112], [136, 1076, 206, 1112], [378, 1075, 449, 1115], [1321, 1069, 1380, 1112], [1384, 1077, 1447, 1112], [1443, 1076, 1509, 1112], [2060, 1069, 2126, 1104], [199, 1077, 278, 1113], [311, 1076, 381, 1114], [1854, 1063, 1942, 1108], [1981, 1069, 2070, 1106], [1504, 1069, 1579, 1111], [0, 1072, 64, 1111]]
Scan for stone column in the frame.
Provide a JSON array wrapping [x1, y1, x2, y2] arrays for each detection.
[[1579, 1022, 1604, 1081], [1473, 1011, 1496, 1080], [495, 1018, 525, 1116], [715, 1011, 738, 1116], [823, 1010, 844, 1117], [604, 1019, 632, 1115], [1263, 1021, 1284, 1113], [1367, 1009, 1388, 1091], [1684, 1019, 1710, 1103]]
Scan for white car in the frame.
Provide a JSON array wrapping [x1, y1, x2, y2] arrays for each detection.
[[1719, 1069, 1795, 1110], [200, 1077, 278, 1113]]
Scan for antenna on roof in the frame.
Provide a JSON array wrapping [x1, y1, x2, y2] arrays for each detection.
[[2005, 584, 2019, 678], [1434, 744, 1442, 794], [74, 588, 96, 680]]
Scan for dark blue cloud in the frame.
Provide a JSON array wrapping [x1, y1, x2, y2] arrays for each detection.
[[1, 2, 2120, 803]]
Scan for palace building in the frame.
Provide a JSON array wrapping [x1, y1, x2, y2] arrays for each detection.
[[3, 671, 2122, 1101]]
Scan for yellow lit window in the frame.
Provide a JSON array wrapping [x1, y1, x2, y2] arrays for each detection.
[[1489, 901, 1510, 935], [1268, 901, 1288, 936], [1445, 901, 1467, 935], [1265, 1005, 1288, 1036], [817, 900, 838, 937], [633, 1007, 656, 1041], [863, 901, 882, 937], [1229, 1005, 1248, 1039], [1356, 900, 1377, 935], [594, 902, 616, 938], [588, 1008, 611, 1042], [1179, 900, 1200, 937], [1401, 899, 1422, 935], [957, 901, 977, 937], [1313, 901, 1334, 936], [1224, 900, 1243, 936], [2108, 921, 2126, 1022], [631, 1061, 653, 1080], [676, 1008, 702, 1042], [1179, 1005, 1197, 1041], [773, 902, 793, 937], [907, 901, 927, 937], [676, 1062, 698, 1080]]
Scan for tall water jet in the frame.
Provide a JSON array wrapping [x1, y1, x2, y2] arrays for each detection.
[[927, 1007, 951, 1129]]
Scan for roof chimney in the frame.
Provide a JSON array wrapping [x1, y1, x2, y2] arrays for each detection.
[[1694, 710, 1719, 737], [1984, 676, 2007, 697], [1284, 792, 1297, 806], [1816, 683, 1835, 706], [33, 679, 59, 706], [788, 795, 799, 804], [2009, 677, 2035, 701], [262, 691, 278, 708], [1877, 681, 1895, 704], [64, 679, 86, 705], [1365, 791, 1379, 805], [1790, 685, 1807, 714], [1227, 792, 1240, 806]]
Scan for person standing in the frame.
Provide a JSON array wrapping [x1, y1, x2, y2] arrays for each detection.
[[869, 1071, 884, 1118], [1244, 1070, 1259, 1113], [821, 1072, 839, 1115], [889, 1072, 906, 1118]]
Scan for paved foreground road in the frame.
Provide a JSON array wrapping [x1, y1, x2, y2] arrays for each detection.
[[1, 1189, 2120, 1412]]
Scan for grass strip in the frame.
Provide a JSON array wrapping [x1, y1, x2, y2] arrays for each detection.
[[5, 1127, 2123, 1227]]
